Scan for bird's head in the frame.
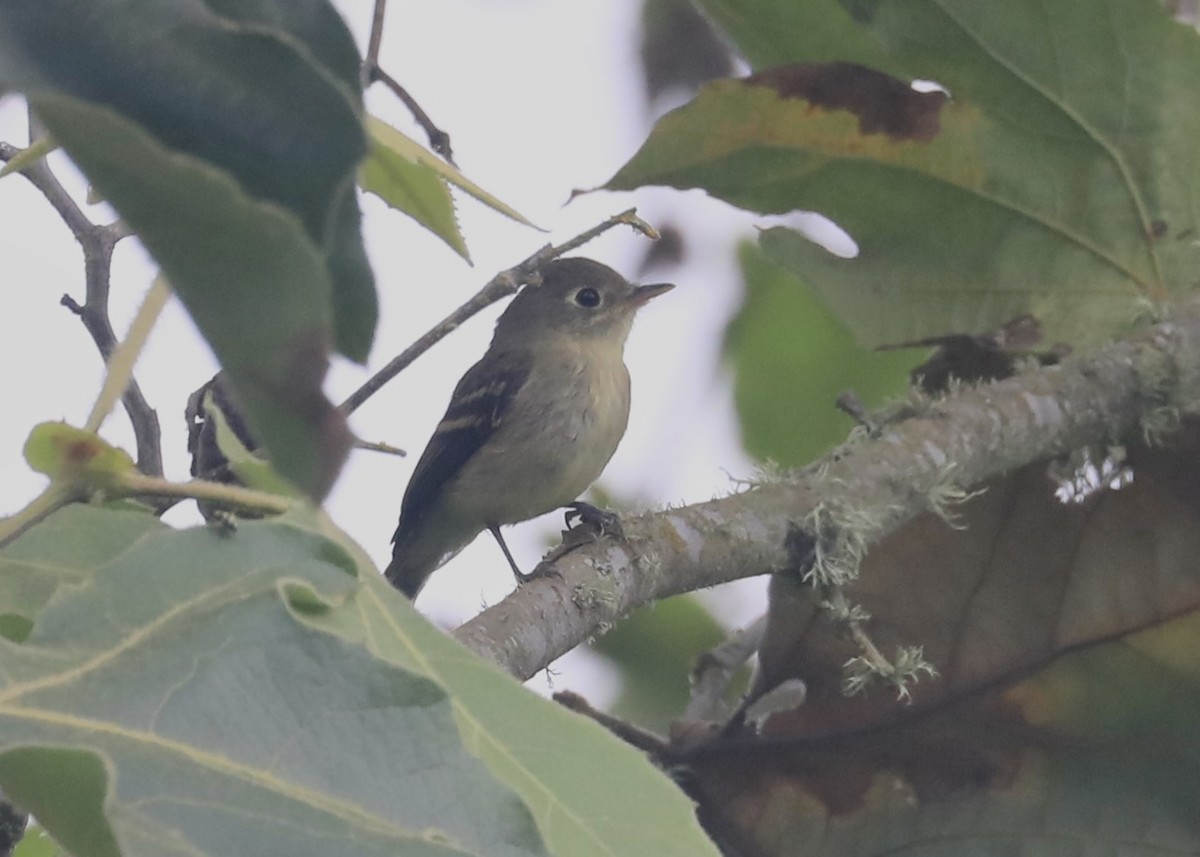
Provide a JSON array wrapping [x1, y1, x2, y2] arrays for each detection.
[[493, 257, 673, 346]]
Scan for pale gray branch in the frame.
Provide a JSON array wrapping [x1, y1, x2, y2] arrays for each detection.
[[684, 615, 767, 724], [455, 305, 1200, 679]]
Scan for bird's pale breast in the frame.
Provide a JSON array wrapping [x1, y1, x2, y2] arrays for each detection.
[[441, 340, 631, 524]]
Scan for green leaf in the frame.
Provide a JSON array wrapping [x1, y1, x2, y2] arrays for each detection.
[[361, 120, 470, 261], [279, 511, 720, 857], [199, 0, 364, 108], [609, 0, 1200, 347], [0, 505, 164, 640], [0, 508, 550, 857], [0, 506, 718, 857], [0, 1, 374, 498], [0, 749, 119, 857], [366, 117, 541, 232], [12, 824, 64, 857], [725, 243, 919, 465], [341, 574, 722, 857], [696, 0, 902, 74]]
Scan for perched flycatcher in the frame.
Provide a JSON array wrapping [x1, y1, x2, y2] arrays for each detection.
[[385, 257, 673, 598]]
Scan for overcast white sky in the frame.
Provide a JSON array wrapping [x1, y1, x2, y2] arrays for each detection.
[[0, 0, 769, 696]]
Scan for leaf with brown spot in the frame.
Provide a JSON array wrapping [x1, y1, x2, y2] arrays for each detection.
[[611, 0, 1200, 347], [24, 422, 135, 486], [745, 62, 947, 141]]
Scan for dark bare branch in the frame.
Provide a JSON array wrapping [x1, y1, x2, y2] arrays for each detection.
[[362, 0, 387, 87], [1, 137, 163, 477], [368, 66, 454, 164], [553, 691, 670, 756], [356, 0, 455, 164]]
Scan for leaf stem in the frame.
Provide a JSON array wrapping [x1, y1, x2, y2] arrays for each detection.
[[117, 473, 293, 516]]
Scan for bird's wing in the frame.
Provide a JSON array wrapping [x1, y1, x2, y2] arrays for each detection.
[[394, 349, 534, 536]]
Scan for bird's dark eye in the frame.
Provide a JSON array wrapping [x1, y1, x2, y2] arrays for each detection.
[[574, 287, 601, 308]]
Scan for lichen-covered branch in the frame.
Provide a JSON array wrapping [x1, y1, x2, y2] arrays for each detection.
[[455, 305, 1200, 679]]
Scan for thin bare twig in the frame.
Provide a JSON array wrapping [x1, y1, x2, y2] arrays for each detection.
[[0, 137, 163, 477], [339, 208, 658, 415], [354, 438, 407, 457], [368, 66, 455, 164], [357, 0, 455, 164], [362, 0, 387, 88]]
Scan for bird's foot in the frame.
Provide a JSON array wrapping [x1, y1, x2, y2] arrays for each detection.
[[563, 501, 624, 540], [532, 502, 625, 572]]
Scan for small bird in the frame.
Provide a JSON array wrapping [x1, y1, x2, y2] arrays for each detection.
[[385, 257, 673, 599]]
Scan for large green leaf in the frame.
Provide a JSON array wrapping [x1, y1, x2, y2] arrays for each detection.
[[315, 575, 721, 857], [725, 243, 919, 465], [0, 507, 719, 857], [610, 0, 1200, 346], [0, 508, 547, 857], [698, 0, 902, 74], [0, 505, 164, 643], [0, 1, 374, 498], [12, 824, 62, 857]]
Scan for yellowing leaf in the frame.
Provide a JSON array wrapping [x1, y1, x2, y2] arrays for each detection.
[[365, 117, 540, 231], [23, 422, 135, 485], [360, 123, 470, 261]]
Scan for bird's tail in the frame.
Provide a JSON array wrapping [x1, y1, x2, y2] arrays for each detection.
[[384, 554, 427, 595], [385, 517, 474, 600], [384, 553, 428, 599]]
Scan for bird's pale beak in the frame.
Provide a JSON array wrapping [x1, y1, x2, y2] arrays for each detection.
[[630, 282, 675, 306]]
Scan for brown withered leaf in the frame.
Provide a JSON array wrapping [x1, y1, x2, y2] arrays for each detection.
[[757, 423, 1200, 731], [744, 62, 948, 142], [675, 423, 1200, 856]]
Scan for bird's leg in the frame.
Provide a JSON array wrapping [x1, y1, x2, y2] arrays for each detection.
[[487, 523, 524, 583], [488, 524, 560, 585]]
